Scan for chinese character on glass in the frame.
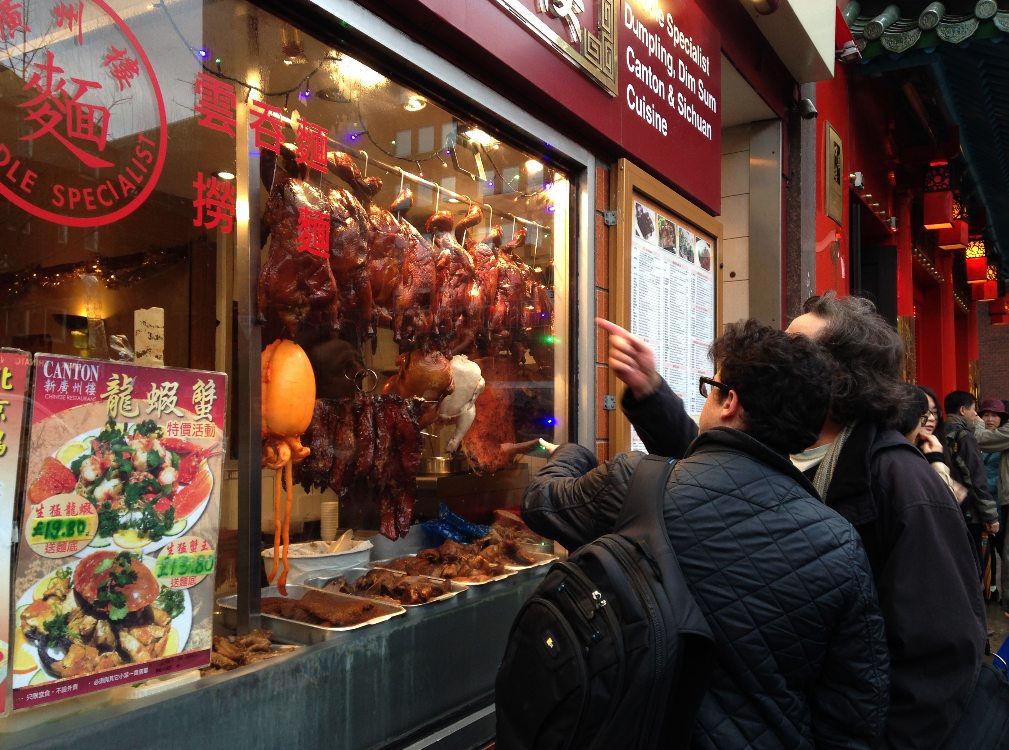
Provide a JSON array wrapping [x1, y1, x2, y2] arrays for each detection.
[[101, 374, 140, 419], [0, 366, 12, 390], [194, 73, 236, 137], [192, 379, 216, 422], [52, 0, 82, 45], [297, 206, 329, 258], [192, 172, 236, 233], [249, 100, 285, 154], [145, 381, 183, 418], [102, 46, 140, 91], [0, 0, 30, 42], [0, 430, 6, 458], [0, 399, 7, 422], [19, 50, 113, 169], [294, 119, 328, 173]]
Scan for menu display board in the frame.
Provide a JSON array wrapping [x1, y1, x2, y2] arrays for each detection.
[[0, 350, 31, 715], [610, 159, 721, 455], [11, 356, 226, 709], [629, 196, 715, 452]]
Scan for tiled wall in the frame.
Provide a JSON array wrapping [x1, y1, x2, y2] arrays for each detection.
[[719, 124, 751, 326], [977, 305, 1009, 400]]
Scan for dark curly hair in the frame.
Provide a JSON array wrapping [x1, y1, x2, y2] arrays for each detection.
[[709, 319, 833, 454], [799, 292, 907, 427]]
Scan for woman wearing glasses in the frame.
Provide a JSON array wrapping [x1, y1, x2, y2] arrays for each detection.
[[918, 384, 944, 445], [895, 383, 956, 496]]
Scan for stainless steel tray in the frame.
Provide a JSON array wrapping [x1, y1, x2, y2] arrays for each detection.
[[302, 567, 467, 608], [216, 585, 406, 644], [369, 555, 515, 586], [504, 551, 558, 571]]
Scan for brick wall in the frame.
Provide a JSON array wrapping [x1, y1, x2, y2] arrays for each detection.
[[977, 304, 1009, 400], [595, 164, 611, 462]]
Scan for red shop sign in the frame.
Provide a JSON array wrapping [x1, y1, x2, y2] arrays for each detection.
[[0, 0, 168, 227]]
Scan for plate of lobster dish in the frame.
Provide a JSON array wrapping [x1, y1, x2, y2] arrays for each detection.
[[26, 419, 220, 555], [13, 551, 192, 687]]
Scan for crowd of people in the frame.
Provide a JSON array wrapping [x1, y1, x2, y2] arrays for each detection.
[[509, 292, 1009, 748]]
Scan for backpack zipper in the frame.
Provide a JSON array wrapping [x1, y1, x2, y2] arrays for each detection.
[[598, 535, 667, 744]]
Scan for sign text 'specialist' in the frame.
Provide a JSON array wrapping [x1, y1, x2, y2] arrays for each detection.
[[0, 0, 168, 227], [623, 2, 717, 141]]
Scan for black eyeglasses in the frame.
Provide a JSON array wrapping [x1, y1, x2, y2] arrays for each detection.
[[699, 376, 730, 398]]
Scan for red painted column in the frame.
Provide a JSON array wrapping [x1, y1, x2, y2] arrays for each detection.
[[937, 254, 958, 400], [896, 193, 914, 317]]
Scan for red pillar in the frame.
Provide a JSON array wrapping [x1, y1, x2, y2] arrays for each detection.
[[896, 193, 914, 317], [937, 253, 958, 400]]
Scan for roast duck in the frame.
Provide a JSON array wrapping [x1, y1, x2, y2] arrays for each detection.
[[259, 148, 556, 537]]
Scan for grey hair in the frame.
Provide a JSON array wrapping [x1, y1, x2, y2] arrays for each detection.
[[799, 292, 907, 428]]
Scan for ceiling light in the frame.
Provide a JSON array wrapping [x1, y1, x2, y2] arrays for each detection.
[[403, 94, 427, 112], [464, 128, 498, 148], [525, 159, 543, 175], [215, 170, 236, 180]]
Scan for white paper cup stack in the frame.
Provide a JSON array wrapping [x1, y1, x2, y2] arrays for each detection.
[[320, 501, 340, 541]]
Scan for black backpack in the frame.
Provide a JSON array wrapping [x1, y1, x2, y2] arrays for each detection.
[[495, 455, 716, 750]]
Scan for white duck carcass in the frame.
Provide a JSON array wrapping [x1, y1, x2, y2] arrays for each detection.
[[437, 355, 485, 453]]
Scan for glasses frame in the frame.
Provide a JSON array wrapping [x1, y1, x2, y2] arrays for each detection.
[[698, 376, 731, 398]]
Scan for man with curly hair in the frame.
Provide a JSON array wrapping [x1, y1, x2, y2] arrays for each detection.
[[604, 293, 986, 749], [521, 320, 889, 748]]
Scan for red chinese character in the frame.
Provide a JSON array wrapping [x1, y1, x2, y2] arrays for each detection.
[[44, 543, 56, 554], [200, 539, 210, 551], [204, 424, 216, 438], [189, 539, 199, 553], [102, 46, 140, 91], [194, 73, 236, 137], [19, 50, 113, 169], [79, 501, 94, 514], [65, 500, 78, 516], [170, 577, 180, 588], [181, 422, 193, 437], [166, 420, 181, 437], [166, 542, 175, 555], [34, 505, 44, 519], [52, 0, 82, 45], [0, 0, 30, 42], [249, 100, 284, 154], [294, 120, 328, 173], [192, 172, 236, 233], [68, 541, 79, 552], [297, 207, 329, 258], [48, 502, 62, 517], [56, 541, 68, 553]]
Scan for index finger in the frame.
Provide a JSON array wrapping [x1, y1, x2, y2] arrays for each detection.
[[595, 317, 636, 342]]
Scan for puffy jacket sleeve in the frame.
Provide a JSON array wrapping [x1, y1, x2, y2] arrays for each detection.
[[810, 527, 890, 749], [976, 421, 1009, 451], [873, 452, 986, 749], [521, 444, 642, 552], [620, 378, 698, 458], [960, 431, 999, 522]]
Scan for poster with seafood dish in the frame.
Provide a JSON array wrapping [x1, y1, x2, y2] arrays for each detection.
[[11, 356, 227, 710], [0, 349, 31, 715]]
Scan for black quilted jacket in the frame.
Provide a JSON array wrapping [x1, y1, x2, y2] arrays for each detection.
[[523, 429, 890, 749]]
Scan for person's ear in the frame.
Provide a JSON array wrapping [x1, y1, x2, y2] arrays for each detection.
[[721, 389, 743, 421]]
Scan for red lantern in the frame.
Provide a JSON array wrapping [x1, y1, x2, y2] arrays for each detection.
[[991, 314, 1009, 326], [937, 220, 968, 250], [965, 238, 987, 283], [923, 163, 953, 230], [991, 296, 1009, 316]]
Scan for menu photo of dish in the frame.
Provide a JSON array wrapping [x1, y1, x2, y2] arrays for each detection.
[[12, 356, 227, 709]]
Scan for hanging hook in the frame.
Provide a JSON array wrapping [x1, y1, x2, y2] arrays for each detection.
[[484, 203, 493, 230], [434, 184, 441, 213], [533, 224, 540, 263], [510, 216, 516, 241], [360, 149, 369, 178], [398, 167, 405, 193]]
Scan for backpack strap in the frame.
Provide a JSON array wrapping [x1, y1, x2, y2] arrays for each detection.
[[614, 454, 677, 542]]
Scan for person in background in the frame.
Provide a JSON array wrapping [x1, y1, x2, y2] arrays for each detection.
[[919, 384, 944, 446], [525, 320, 889, 749], [943, 390, 1000, 573], [895, 384, 955, 493], [601, 293, 986, 749], [975, 398, 1009, 617]]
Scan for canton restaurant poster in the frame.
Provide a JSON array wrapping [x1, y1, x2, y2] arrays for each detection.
[[11, 355, 226, 709]]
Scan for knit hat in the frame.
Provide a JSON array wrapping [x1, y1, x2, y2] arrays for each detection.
[[978, 397, 1008, 418]]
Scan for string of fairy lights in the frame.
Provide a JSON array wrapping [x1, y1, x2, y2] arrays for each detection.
[[156, 0, 554, 201]]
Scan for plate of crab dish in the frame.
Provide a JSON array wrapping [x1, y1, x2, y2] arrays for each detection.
[[26, 418, 222, 555]]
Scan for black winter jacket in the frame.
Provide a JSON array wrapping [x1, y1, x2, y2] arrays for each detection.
[[624, 385, 987, 749], [523, 429, 890, 749]]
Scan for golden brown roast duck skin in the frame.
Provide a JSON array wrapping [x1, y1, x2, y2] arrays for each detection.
[[394, 219, 437, 344], [327, 186, 374, 344], [258, 178, 339, 336]]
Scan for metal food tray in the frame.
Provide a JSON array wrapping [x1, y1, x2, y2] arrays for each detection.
[[302, 567, 468, 608], [216, 585, 406, 644], [504, 551, 558, 571], [369, 555, 516, 586]]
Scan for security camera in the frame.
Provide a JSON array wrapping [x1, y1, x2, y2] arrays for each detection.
[[795, 98, 818, 120], [850, 171, 864, 190]]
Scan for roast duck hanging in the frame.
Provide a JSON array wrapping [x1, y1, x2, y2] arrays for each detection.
[[261, 338, 316, 594]]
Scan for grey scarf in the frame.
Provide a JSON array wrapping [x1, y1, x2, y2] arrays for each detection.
[[812, 423, 856, 499]]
